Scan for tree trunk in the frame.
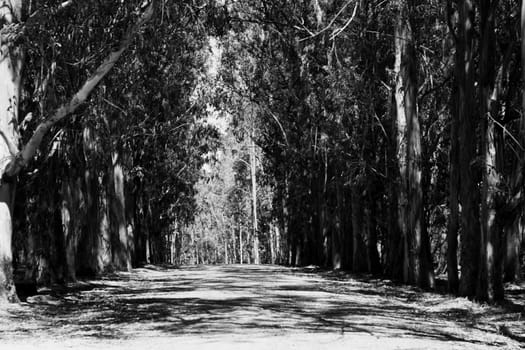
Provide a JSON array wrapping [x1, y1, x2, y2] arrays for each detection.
[[386, 92, 404, 280], [0, 185, 17, 302], [394, 0, 410, 283], [269, 222, 275, 264], [332, 176, 343, 270], [0, 0, 23, 303], [61, 177, 84, 282], [224, 233, 228, 264], [351, 183, 366, 272], [457, 0, 480, 298], [111, 152, 131, 271], [239, 223, 243, 264], [448, 83, 460, 293], [250, 134, 260, 264], [394, 0, 434, 288], [365, 185, 381, 274], [275, 224, 281, 264], [507, 0, 525, 283], [478, 0, 503, 302], [231, 226, 236, 263], [504, 219, 523, 281], [97, 174, 112, 273]]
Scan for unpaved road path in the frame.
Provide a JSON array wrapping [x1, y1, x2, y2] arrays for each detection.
[[0, 265, 523, 349]]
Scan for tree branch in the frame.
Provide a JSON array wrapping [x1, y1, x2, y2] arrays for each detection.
[[3, 0, 155, 177]]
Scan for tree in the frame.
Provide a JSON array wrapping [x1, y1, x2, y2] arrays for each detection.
[[0, 0, 153, 303]]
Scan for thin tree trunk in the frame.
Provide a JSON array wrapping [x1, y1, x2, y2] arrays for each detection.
[[275, 224, 281, 264], [504, 219, 522, 281], [269, 222, 275, 264], [365, 185, 381, 274], [231, 226, 237, 263], [351, 183, 366, 272], [250, 133, 260, 264], [239, 223, 243, 264], [97, 174, 112, 273], [332, 176, 343, 270], [224, 234, 228, 264]]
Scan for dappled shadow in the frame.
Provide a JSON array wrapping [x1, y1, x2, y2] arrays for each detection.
[[0, 265, 521, 348]]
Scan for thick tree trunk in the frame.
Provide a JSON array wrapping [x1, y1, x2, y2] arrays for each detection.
[[448, 84, 460, 293], [0, 0, 23, 303], [507, 0, 525, 283], [0, 185, 17, 302], [394, 0, 434, 288], [478, 0, 504, 302], [111, 152, 131, 271], [394, 1, 410, 283], [386, 92, 404, 280], [457, 0, 480, 298]]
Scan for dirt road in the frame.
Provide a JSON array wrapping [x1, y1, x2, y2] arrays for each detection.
[[0, 265, 523, 349]]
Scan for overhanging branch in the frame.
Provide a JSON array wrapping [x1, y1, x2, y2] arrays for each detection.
[[3, 0, 155, 178]]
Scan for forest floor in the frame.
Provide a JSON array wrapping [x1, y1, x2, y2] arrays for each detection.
[[0, 265, 524, 349]]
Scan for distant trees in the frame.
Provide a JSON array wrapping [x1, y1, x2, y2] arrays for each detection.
[[202, 0, 524, 303]]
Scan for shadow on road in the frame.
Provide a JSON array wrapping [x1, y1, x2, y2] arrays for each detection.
[[0, 265, 522, 348]]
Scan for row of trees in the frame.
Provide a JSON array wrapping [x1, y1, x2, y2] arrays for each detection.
[[0, 0, 220, 302], [182, 0, 524, 303], [0, 0, 523, 305]]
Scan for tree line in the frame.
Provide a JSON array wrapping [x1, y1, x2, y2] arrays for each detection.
[[183, 0, 525, 304], [0, 0, 219, 302], [0, 0, 523, 305]]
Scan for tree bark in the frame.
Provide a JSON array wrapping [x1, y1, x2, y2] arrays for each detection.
[[111, 152, 131, 271], [448, 82, 460, 293], [386, 91, 404, 280], [394, 0, 434, 288], [332, 176, 343, 270], [351, 182, 366, 272], [0, 0, 154, 302], [365, 184, 381, 274], [394, 0, 410, 283], [0, 0, 23, 303], [456, 0, 481, 298], [239, 223, 243, 264], [477, 0, 504, 302], [250, 133, 260, 264]]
